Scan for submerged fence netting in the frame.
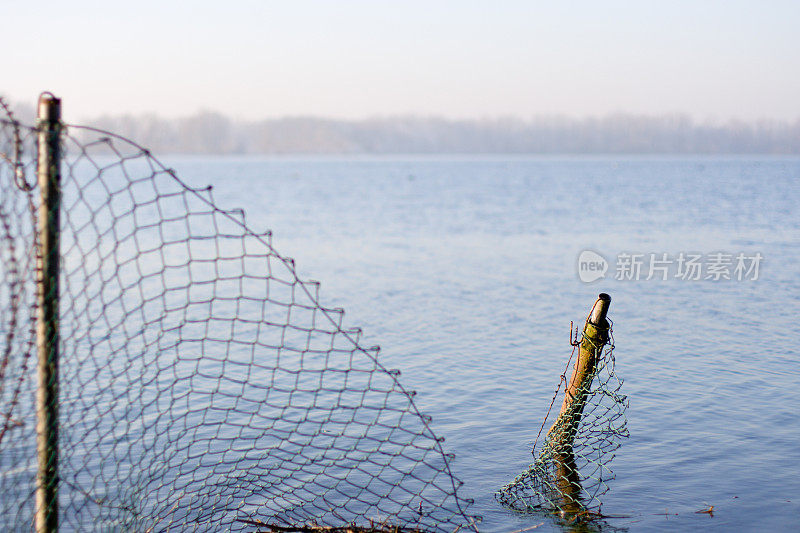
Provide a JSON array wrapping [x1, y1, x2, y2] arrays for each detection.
[[0, 99, 479, 532], [496, 318, 628, 523]]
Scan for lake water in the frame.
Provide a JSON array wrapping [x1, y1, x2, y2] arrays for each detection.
[[156, 155, 800, 532], [3, 150, 798, 531]]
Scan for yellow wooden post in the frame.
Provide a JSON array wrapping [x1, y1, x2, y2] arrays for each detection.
[[551, 293, 611, 445], [548, 294, 611, 516]]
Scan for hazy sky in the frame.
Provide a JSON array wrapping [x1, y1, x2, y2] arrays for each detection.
[[3, 1, 799, 122]]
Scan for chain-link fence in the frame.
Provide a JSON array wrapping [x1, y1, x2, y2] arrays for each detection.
[[0, 95, 479, 532]]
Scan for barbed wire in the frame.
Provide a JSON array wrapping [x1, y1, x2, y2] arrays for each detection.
[[0, 103, 38, 458]]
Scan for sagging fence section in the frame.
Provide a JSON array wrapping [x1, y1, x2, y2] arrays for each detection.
[[496, 294, 628, 524], [0, 94, 479, 532]]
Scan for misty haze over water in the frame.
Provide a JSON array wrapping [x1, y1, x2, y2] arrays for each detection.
[[87, 113, 800, 155], [8, 101, 800, 154]]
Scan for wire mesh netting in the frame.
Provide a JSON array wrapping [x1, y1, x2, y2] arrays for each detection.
[[496, 313, 628, 525], [0, 100, 479, 532]]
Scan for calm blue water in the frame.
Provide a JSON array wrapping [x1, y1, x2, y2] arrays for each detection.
[[153, 155, 798, 531]]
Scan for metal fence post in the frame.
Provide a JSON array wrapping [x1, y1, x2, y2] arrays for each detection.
[[35, 92, 61, 533]]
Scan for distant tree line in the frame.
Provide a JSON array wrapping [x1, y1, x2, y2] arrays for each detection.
[[8, 100, 800, 154]]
